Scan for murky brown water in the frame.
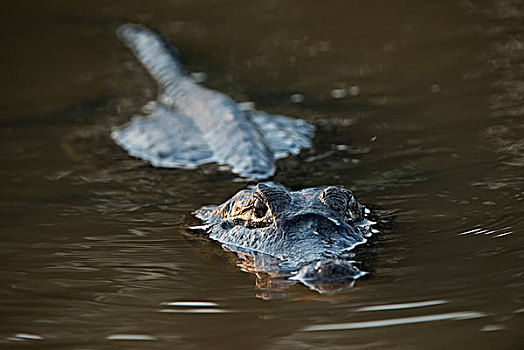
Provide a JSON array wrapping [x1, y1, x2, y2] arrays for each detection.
[[1, 0, 524, 349]]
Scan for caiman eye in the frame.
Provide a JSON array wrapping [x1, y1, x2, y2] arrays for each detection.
[[253, 198, 268, 218]]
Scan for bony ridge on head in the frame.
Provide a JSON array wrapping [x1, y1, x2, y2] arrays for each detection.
[[255, 183, 291, 217]]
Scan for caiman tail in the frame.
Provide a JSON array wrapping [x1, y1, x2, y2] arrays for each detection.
[[113, 24, 312, 180], [117, 24, 186, 89]]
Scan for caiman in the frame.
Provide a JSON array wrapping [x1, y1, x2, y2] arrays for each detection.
[[112, 24, 314, 180], [194, 182, 375, 293]]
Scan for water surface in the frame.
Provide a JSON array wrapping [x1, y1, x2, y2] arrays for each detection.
[[1, 0, 523, 349]]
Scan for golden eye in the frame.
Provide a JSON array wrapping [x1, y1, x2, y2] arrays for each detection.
[[253, 198, 268, 218]]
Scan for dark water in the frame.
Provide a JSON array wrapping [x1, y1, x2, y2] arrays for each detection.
[[2, 0, 524, 349]]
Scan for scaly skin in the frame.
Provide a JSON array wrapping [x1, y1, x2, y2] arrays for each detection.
[[195, 183, 375, 293]]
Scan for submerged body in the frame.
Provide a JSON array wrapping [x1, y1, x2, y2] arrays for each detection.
[[195, 183, 375, 293], [113, 24, 313, 180]]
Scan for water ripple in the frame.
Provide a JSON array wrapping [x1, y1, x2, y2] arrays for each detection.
[[302, 311, 488, 332], [10, 333, 43, 341], [159, 308, 231, 314], [107, 334, 156, 341], [158, 300, 232, 314], [459, 225, 514, 238], [161, 301, 218, 307], [355, 299, 448, 312]]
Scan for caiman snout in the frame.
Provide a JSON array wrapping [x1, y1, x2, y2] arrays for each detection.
[[282, 211, 346, 228], [279, 211, 356, 241]]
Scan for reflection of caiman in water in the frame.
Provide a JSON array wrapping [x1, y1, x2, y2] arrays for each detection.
[[194, 182, 376, 294]]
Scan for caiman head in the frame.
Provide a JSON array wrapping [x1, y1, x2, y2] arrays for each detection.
[[195, 182, 375, 293]]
